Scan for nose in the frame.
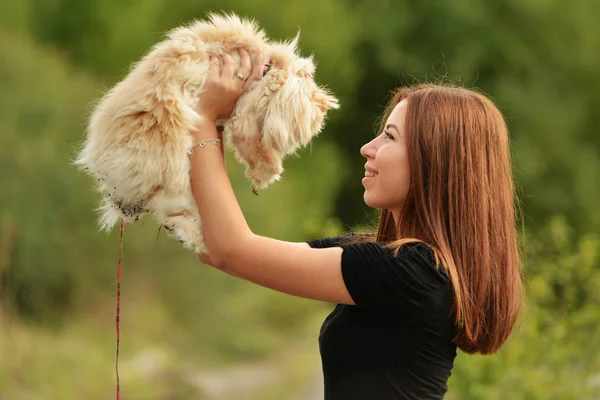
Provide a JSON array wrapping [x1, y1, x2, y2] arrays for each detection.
[[360, 137, 377, 159]]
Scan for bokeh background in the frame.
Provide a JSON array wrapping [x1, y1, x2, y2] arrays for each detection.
[[1, 1, 600, 399]]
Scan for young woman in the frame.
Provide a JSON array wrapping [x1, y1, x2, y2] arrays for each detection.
[[191, 49, 525, 399]]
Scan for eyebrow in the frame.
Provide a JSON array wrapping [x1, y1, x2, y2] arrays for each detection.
[[386, 124, 400, 134]]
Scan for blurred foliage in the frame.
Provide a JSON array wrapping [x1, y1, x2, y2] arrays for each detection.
[[0, 0, 599, 398], [448, 217, 600, 399]]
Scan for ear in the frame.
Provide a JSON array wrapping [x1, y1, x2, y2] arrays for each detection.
[[261, 101, 293, 152], [258, 69, 297, 152], [224, 90, 262, 167]]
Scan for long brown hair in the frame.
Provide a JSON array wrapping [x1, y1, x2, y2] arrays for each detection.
[[349, 84, 524, 355]]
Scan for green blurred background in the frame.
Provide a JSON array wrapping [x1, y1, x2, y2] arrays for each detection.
[[1, 0, 599, 399]]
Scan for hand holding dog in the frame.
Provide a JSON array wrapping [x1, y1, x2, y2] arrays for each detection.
[[75, 14, 339, 254], [196, 48, 264, 123]]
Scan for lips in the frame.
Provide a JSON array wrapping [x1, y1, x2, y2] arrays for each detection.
[[364, 164, 378, 177]]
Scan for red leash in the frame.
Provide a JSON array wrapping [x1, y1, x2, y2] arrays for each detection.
[[116, 218, 124, 399]]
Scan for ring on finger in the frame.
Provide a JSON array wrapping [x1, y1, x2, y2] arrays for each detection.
[[236, 72, 247, 81]]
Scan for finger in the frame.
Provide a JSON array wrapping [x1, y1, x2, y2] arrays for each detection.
[[243, 52, 264, 91], [221, 52, 235, 79], [236, 48, 252, 83], [208, 56, 220, 78]]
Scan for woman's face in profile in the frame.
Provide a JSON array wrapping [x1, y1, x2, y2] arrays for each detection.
[[360, 100, 411, 220]]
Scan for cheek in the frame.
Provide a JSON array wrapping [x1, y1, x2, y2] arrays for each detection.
[[391, 169, 411, 203], [380, 153, 411, 203], [391, 155, 410, 185]]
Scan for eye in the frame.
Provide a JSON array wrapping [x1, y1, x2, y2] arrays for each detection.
[[384, 131, 394, 140]]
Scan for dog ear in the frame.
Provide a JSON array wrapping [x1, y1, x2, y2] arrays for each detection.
[[261, 109, 293, 152], [224, 91, 261, 172], [258, 69, 298, 152]]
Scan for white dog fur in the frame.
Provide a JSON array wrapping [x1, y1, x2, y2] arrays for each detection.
[[74, 13, 339, 253]]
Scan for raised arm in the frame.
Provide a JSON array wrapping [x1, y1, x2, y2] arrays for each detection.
[[189, 49, 354, 305]]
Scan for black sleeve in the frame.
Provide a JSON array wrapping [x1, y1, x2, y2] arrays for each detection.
[[340, 242, 449, 309], [307, 233, 376, 249], [306, 236, 347, 249]]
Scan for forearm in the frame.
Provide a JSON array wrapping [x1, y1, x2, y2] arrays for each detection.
[[189, 121, 253, 263], [198, 253, 244, 278]]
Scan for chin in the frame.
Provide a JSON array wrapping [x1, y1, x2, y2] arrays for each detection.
[[363, 191, 379, 209]]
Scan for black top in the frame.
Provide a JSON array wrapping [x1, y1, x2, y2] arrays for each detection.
[[307, 235, 457, 400]]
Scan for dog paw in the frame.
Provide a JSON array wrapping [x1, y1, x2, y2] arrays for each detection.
[[246, 164, 283, 189], [248, 173, 281, 189], [160, 213, 207, 253]]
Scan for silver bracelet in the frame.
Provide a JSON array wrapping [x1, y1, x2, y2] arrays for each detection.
[[191, 138, 221, 151]]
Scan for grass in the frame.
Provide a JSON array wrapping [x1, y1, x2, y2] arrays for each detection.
[[0, 272, 331, 400]]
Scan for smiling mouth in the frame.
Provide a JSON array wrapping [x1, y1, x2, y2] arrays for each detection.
[[364, 171, 378, 177]]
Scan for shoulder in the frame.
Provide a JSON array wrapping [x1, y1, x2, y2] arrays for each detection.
[[306, 233, 374, 249], [341, 241, 449, 287], [337, 240, 451, 309]]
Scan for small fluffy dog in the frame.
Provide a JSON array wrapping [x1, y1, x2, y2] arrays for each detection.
[[75, 13, 339, 253]]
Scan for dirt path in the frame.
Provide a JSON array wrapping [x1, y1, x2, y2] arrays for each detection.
[[128, 347, 323, 400], [189, 361, 287, 400]]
